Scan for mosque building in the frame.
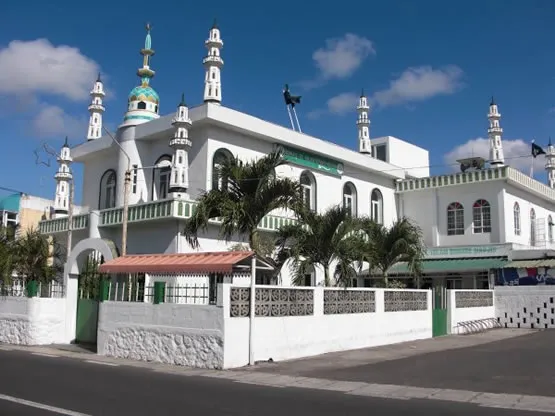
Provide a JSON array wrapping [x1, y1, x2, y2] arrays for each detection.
[[39, 22, 555, 291]]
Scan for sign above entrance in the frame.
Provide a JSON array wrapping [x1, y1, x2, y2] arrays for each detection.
[[426, 244, 509, 259], [275, 144, 344, 177]]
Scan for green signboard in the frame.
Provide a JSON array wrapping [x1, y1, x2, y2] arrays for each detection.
[[426, 244, 509, 258], [276, 144, 344, 177]]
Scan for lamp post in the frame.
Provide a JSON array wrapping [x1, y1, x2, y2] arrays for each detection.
[[102, 127, 131, 256]]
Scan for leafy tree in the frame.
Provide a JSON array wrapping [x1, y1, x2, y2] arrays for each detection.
[[275, 205, 362, 287], [357, 217, 425, 287], [184, 150, 303, 256], [0, 225, 17, 286], [12, 227, 65, 283]]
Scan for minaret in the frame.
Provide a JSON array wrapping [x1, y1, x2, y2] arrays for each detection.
[[122, 23, 160, 126], [357, 89, 371, 155], [87, 73, 105, 141], [488, 97, 505, 166], [546, 137, 555, 188], [53, 137, 73, 218], [169, 93, 192, 197], [203, 19, 224, 104]]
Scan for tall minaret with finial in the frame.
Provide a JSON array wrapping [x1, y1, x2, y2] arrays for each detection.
[[357, 89, 371, 155], [122, 23, 160, 126], [203, 19, 224, 104], [169, 93, 193, 197], [546, 137, 555, 188], [53, 137, 73, 218], [488, 97, 505, 166], [87, 73, 105, 141]]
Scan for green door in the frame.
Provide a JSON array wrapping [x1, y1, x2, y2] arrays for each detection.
[[75, 266, 101, 345], [432, 283, 448, 337], [76, 298, 99, 344]]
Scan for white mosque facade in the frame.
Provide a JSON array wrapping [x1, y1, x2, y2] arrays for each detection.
[[39, 22, 555, 290]]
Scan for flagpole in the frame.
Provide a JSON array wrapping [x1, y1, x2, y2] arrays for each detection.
[[286, 106, 295, 131], [292, 107, 302, 133], [530, 159, 534, 178]]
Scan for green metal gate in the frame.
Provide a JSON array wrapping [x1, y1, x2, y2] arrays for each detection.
[[432, 284, 448, 337]]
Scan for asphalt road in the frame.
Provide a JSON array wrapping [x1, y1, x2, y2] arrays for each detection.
[[258, 330, 555, 398], [0, 349, 541, 416]]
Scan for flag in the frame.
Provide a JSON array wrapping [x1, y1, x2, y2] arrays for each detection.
[[532, 141, 546, 158], [283, 84, 301, 108]]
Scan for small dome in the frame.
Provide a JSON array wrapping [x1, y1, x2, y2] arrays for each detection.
[[128, 85, 160, 105]]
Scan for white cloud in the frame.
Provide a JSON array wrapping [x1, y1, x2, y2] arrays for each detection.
[[444, 137, 543, 174], [300, 34, 375, 90], [371, 65, 464, 107], [307, 92, 359, 119], [31, 104, 86, 139], [0, 38, 101, 101]]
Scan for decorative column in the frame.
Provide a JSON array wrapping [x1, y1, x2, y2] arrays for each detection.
[[86, 74, 105, 141], [488, 97, 505, 166], [357, 89, 371, 155], [203, 19, 224, 104], [169, 93, 192, 198], [53, 137, 73, 218]]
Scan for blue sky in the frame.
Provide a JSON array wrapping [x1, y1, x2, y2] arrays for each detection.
[[1, 0, 555, 204]]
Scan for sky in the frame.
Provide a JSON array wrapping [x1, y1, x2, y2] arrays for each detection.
[[1, 0, 555, 204]]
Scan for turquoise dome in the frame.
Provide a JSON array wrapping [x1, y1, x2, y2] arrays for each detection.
[[128, 84, 160, 105]]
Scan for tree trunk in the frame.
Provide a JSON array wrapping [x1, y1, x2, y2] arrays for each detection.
[[248, 230, 258, 254], [324, 266, 330, 287], [383, 270, 389, 287]]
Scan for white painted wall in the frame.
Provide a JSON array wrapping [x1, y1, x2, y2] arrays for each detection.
[[503, 184, 555, 249], [220, 285, 432, 369], [371, 136, 430, 178], [401, 181, 504, 247], [0, 297, 66, 345], [97, 301, 225, 368], [495, 286, 555, 329], [447, 290, 495, 334]]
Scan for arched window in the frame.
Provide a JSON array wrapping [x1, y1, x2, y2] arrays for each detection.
[[548, 215, 553, 243], [342, 182, 357, 216], [152, 155, 172, 200], [137, 101, 147, 110], [370, 188, 383, 224], [99, 170, 116, 210], [472, 199, 491, 233], [514, 202, 521, 235], [447, 202, 464, 235], [530, 208, 536, 246], [300, 171, 317, 211], [212, 148, 234, 190]]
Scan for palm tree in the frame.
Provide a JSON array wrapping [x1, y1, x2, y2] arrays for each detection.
[[357, 217, 425, 287], [275, 205, 362, 287], [184, 150, 303, 255], [12, 227, 65, 283]]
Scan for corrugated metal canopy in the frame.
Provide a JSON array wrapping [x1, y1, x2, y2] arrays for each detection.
[[388, 258, 507, 275], [98, 251, 260, 274], [502, 259, 555, 268]]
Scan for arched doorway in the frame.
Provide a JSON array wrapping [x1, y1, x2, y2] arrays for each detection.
[[63, 238, 118, 345]]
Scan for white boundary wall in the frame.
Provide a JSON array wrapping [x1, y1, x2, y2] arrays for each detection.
[[97, 301, 225, 368], [0, 297, 67, 345], [496, 286, 555, 329], [447, 290, 495, 334], [220, 285, 432, 369]]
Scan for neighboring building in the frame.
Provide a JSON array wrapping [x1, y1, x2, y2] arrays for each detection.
[[38, 22, 555, 290], [0, 193, 74, 234]]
